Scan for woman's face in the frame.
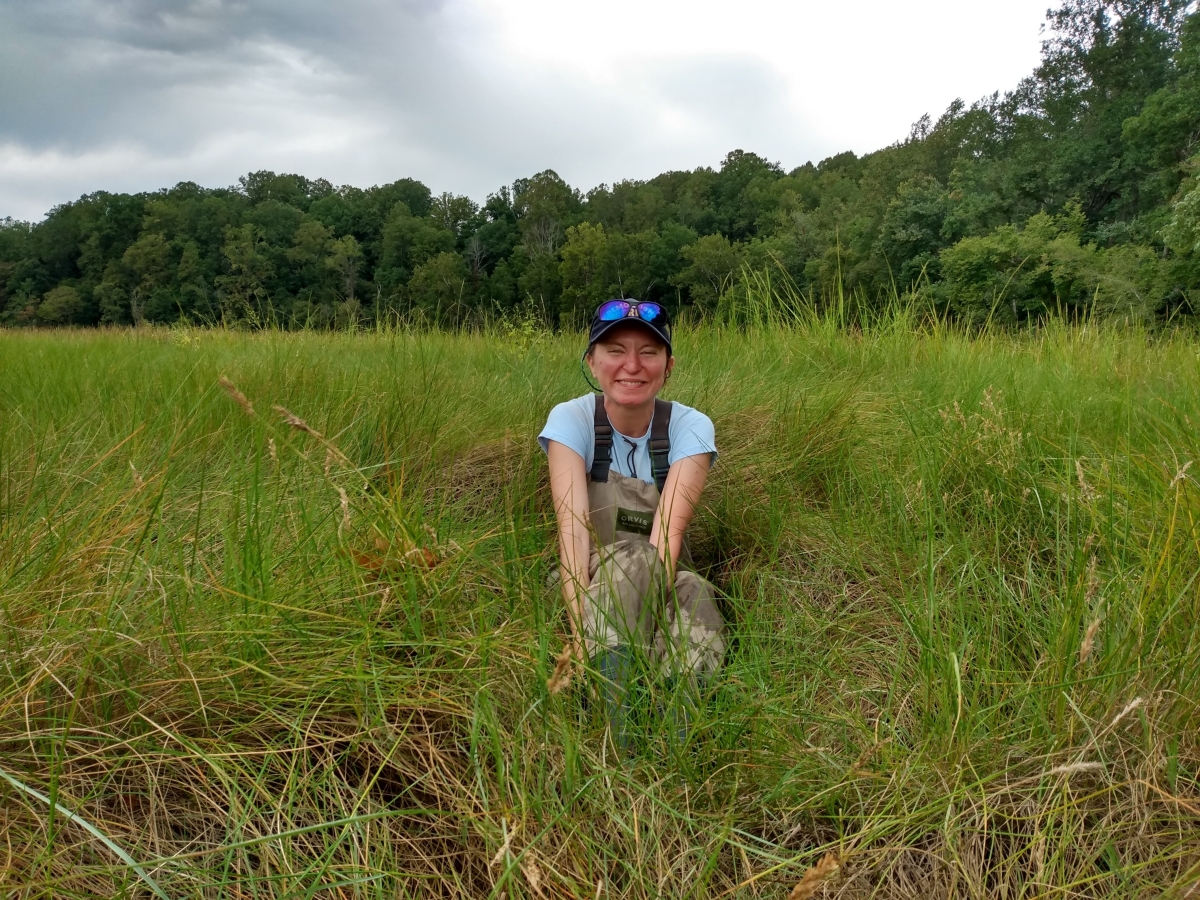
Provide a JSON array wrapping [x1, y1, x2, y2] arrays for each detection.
[[587, 325, 674, 407]]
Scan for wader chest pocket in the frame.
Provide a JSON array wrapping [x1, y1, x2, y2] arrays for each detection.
[[616, 506, 653, 536]]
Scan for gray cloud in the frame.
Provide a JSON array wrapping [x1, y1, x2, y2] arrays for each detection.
[[1, 1, 443, 147], [0, 1, 855, 219]]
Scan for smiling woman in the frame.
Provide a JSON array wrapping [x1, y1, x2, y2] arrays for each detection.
[[539, 299, 725, 751]]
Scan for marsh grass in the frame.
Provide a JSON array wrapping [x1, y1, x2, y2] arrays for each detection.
[[0, 315, 1198, 897]]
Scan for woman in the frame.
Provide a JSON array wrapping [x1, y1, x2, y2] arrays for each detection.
[[539, 299, 726, 742]]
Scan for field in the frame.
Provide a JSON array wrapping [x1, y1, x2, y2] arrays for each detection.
[[1, 318, 1198, 898]]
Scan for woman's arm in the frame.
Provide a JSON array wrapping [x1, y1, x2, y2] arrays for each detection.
[[547, 440, 591, 646], [649, 453, 711, 577]]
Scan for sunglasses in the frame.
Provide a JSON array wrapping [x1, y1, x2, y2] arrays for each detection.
[[596, 300, 669, 325]]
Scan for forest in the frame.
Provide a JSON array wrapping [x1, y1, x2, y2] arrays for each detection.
[[2, 0, 1199, 329]]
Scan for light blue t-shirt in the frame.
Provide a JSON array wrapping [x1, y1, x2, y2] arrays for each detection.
[[538, 394, 717, 486]]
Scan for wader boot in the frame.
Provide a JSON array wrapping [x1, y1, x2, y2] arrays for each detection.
[[594, 645, 634, 753], [579, 395, 726, 750]]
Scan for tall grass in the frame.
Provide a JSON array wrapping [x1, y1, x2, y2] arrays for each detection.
[[1, 314, 1198, 898]]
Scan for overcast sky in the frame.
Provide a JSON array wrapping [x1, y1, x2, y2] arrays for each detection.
[[0, 0, 1052, 222]]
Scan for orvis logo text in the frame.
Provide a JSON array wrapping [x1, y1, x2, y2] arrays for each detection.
[[616, 507, 653, 536]]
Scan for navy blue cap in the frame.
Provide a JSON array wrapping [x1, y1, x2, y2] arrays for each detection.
[[586, 300, 672, 355]]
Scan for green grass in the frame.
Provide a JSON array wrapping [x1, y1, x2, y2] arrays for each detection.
[[1, 318, 1198, 898]]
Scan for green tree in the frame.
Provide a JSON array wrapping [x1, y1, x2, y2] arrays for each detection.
[[94, 263, 131, 325], [1121, 11, 1200, 224], [875, 176, 955, 288], [672, 234, 746, 310], [378, 205, 455, 292], [648, 223, 699, 302], [37, 285, 85, 325], [1006, 0, 1192, 223], [515, 250, 564, 321], [557, 223, 655, 320], [559, 222, 611, 313], [1163, 159, 1200, 252], [239, 171, 329, 209], [0, 218, 31, 319], [939, 203, 1159, 321], [217, 225, 276, 325], [430, 192, 480, 242], [604, 231, 655, 300], [176, 240, 211, 321], [407, 252, 468, 321], [514, 170, 580, 256], [122, 231, 174, 323], [286, 219, 333, 299], [326, 234, 363, 302]]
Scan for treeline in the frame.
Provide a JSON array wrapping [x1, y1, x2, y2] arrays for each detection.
[[3, 0, 1200, 329]]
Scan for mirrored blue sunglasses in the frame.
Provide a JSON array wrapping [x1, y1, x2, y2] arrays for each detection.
[[596, 300, 668, 324]]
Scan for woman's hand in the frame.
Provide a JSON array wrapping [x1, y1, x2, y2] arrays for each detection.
[[650, 453, 711, 578], [547, 440, 591, 646]]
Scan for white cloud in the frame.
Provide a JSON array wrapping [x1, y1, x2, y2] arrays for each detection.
[[0, 0, 1050, 221]]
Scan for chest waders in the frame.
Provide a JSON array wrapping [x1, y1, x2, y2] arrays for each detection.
[[580, 394, 726, 749]]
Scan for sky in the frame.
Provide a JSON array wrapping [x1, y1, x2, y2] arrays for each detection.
[[0, 0, 1052, 222]]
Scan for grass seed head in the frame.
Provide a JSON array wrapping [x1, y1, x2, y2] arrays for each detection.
[[1047, 761, 1104, 777], [1109, 696, 1145, 730], [1171, 460, 1193, 488], [849, 740, 888, 775], [547, 643, 575, 695], [788, 852, 841, 900], [217, 376, 255, 416], [1079, 618, 1101, 665], [338, 487, 350, 530], [521, 856, 547, 898], [273, 405, 322, 438], [489, 819, 517, 868]]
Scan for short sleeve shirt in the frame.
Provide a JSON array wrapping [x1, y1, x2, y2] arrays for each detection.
[[538, 394, 717, 486]]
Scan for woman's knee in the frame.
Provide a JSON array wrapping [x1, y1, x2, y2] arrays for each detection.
[[582, 541, 663, 649], [594, 540, 665, 595]]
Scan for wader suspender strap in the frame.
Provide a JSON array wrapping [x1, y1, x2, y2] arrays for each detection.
[[590, 394, 673, 493], [649, 398, 673, 493], [591, 393, 613, 483]]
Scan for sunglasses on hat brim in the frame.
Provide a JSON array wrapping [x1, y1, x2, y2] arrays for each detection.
[[595, 300, 669, 325]]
